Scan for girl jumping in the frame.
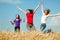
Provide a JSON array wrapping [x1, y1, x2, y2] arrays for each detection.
[[9, 14, 24, 32], [40, 3, 60, 32], [17, 2, 42, 31]]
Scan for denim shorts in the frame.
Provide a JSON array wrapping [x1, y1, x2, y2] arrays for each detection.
[[40, 23, 46, 31]]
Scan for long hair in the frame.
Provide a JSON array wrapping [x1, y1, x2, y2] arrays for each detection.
[[44, 9, 50, 15], [16, 14, 20, 19], [27, 9, 34, 13]]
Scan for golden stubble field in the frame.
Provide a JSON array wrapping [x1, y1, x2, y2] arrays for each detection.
[[0, 30, 60, 40]]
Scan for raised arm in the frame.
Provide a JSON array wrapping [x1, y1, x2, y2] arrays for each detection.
[[21, 17, 25, 22], [49, 13, 60, 17], [34, 2, 42, 13], [17, 6, 26, 14], [41, 3, 44, 14]]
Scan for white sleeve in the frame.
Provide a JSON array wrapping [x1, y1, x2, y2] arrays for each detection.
[[41, 5, 44, 15], [48, 13, 60, 17], [34, 2, 41, 13]]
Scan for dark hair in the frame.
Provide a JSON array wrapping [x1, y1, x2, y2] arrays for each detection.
[[44, 9, 50, 15], [27, 9, 34, 13], [16, 14, 20, 19]]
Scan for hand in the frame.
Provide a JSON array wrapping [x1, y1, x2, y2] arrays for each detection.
[[22, 17, 25, 22], [8, 19, 12, 22], [8, 19, 14, 25], [39, 2, 43, 5], [17, 6, 20, 9]]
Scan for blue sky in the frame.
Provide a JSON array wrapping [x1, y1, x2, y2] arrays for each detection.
[[0, 0, 60, 32]]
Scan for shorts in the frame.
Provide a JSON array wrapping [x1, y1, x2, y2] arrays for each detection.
[[15, 26, 20, 32], [27, 23, 36, 31], [40, 23, 46, 31]]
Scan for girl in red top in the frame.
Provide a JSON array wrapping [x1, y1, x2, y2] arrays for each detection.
[[17, 2, 42, 31]]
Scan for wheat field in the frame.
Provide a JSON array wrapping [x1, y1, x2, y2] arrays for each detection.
[[0, 30, 60, 40]]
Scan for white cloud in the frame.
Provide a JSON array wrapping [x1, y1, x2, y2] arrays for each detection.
[[0, 0, 22, 4]]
